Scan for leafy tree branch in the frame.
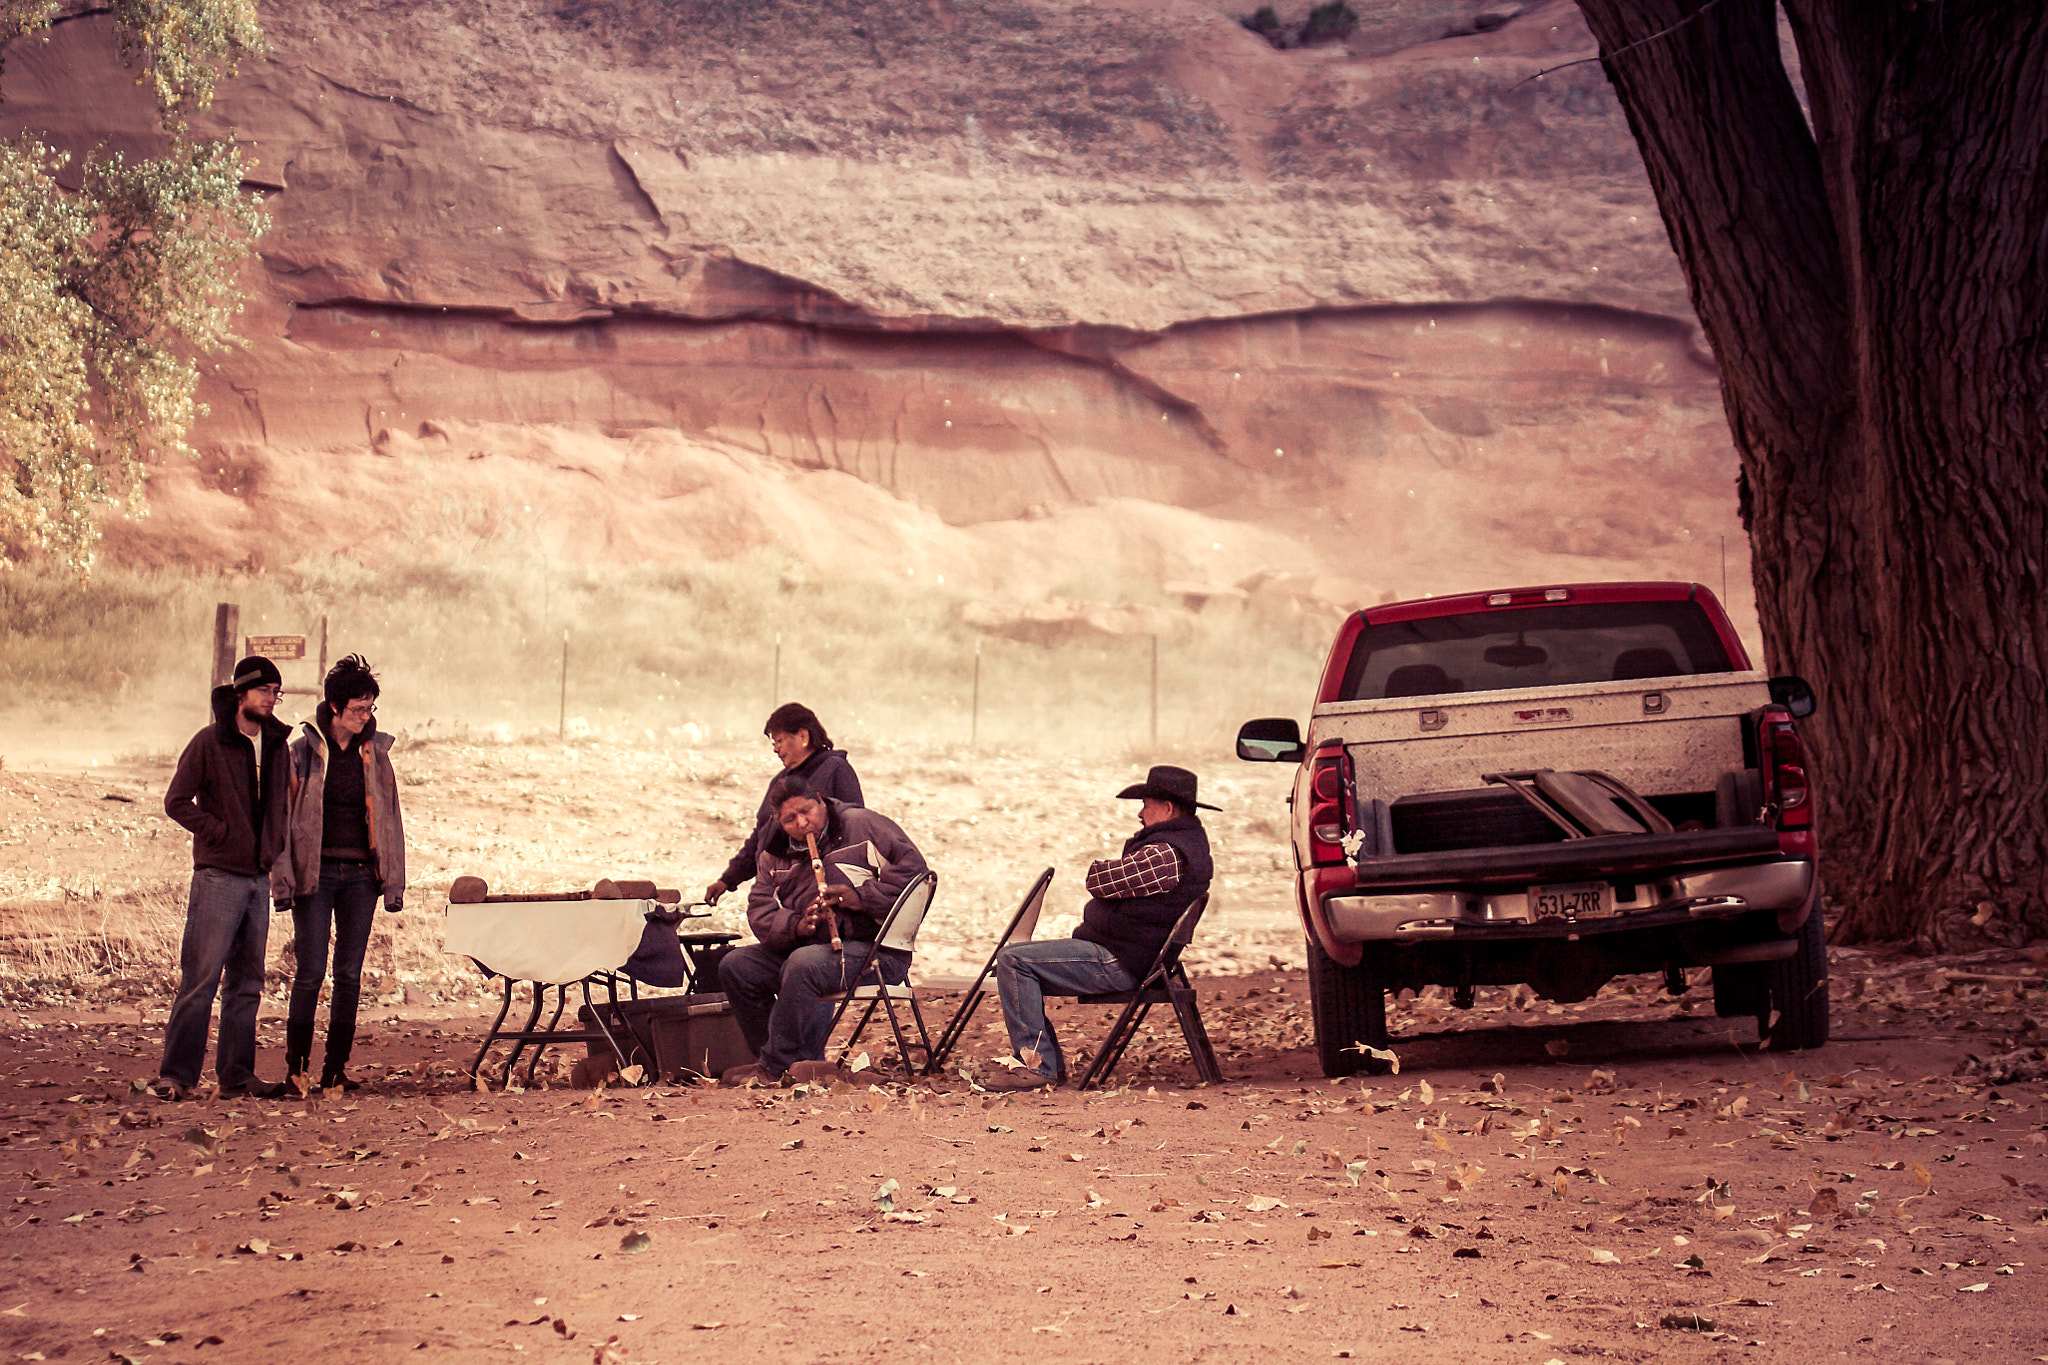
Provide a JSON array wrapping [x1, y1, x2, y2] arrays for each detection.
[[0, 0, 266, 571]]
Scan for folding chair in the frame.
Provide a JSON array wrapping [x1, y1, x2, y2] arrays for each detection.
[[822, 870, 939, 1073], [1073, 894, 1222, 1091], [919, 867, 1055, 1076]]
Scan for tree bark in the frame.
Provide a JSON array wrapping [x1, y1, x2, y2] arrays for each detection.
[[1573, 0, 2048, 949]]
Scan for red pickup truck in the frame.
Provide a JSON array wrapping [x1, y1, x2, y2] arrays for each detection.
[[1236, 581, 1826, 1075]]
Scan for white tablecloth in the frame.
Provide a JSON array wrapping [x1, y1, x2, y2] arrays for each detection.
[[443, 899, 656, 985]]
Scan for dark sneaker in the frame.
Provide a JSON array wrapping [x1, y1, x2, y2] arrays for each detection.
[[150, 1079, 191, 1102], [319, 1074, 362, 1093], [981, 1068, 1059, 1092], [222, 1080, 292, 1100]]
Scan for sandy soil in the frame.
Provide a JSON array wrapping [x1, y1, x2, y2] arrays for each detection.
[[4, 743, 2048, 1364]]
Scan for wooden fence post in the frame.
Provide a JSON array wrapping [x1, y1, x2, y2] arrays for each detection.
[[1149, 633, 1159, 746], [211, 603, 240, 687]]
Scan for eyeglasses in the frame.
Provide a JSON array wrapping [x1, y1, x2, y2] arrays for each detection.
[[342, 701, 377, 718], [246, 684, 281, 697]]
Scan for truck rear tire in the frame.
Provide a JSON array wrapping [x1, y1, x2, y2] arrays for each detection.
[[1711, 961, 1767, 1018], [1308, 934, 1390, 1076], [1762, 890, 1830, 1050]]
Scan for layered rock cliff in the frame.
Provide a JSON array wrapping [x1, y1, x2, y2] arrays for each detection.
[[6, 0, 1753, 628]]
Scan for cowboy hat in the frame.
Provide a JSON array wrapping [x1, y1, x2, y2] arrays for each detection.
[[1115, 765, 1219, 811]]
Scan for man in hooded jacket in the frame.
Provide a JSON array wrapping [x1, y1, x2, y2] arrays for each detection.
[[157, 656, 295, 1099]]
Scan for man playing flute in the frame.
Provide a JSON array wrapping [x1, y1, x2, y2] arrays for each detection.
[[719, 772, 930, 1085]]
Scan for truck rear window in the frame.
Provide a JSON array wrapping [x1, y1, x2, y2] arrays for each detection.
[[1338, 600, 1736, 701]]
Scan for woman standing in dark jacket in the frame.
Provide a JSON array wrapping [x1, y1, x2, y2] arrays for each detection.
[[272, 656, 407, 1092], [703, 703, 863, 905]]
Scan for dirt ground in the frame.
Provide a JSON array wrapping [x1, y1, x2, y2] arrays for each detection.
[[3, 742, 2048, 1364]]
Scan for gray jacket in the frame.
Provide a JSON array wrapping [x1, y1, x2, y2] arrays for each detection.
[[272, 718, 407, 910], [747, 800, 927, 955]]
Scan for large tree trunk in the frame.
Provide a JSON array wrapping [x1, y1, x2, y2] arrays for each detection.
[[1572, 0, 2048, 949]]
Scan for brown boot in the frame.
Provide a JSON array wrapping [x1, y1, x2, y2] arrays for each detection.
[[784, 1059, 848, 1085], [719, 1062, 771, 1087]]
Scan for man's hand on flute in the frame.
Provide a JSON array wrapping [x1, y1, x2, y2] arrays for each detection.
[[800, 886, 856, 939]]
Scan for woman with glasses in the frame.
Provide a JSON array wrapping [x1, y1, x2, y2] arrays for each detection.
[[702, 703, 863, 908], [272, 655, 407, 1092]]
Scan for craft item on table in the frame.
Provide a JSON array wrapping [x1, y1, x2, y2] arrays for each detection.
[[448, 875, 680, 905]]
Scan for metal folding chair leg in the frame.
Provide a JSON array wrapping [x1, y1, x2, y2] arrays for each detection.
[[924, 991, 988, 1075], [1167, 983, 1223, 1084], [1077, 995, 1156, 1091], [832, 987, 934, 1074], [882, 991, 932, 1073], [1076, 970, 1222, 1091]]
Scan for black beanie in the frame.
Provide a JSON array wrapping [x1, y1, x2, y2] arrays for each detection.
[[232, 655, 284, 692]]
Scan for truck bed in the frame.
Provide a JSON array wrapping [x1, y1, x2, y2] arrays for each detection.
[[1325, 671, 1769, 799]]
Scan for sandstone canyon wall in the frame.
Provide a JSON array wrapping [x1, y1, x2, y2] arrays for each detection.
[[7, 0, 1756, 636]]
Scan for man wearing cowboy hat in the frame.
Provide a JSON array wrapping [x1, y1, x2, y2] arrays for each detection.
[[155, 656, 296, 1100], [984, 765, 1216, 1091]]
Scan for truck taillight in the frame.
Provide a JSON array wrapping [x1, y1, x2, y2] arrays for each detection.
[[1764, 717, 1811, 829], [1307, 743, 1354, 865]]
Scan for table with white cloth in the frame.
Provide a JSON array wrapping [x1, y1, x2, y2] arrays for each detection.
[[444, 898, 720, 1088]]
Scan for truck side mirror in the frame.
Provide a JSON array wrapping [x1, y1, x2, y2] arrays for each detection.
[[1236, 717, 1305, 763], [1767, 675, 1816, 719]]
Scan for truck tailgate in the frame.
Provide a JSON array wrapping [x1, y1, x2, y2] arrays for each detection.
[[1349, 825, 1786, 889], [1327, 672, 1770, 796]]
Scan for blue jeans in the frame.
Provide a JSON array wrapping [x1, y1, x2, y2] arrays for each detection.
[[159, 868, 273, 1089], [722, 940, 908, 1074], [995, 939, 1136, 1080], [288, 860, 381, 1078]]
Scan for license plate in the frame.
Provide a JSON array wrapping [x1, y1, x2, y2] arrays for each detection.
[[1529, 881, 1613, 921]]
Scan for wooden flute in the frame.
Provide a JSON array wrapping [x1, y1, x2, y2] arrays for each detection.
[[804, 831, 843, 952]]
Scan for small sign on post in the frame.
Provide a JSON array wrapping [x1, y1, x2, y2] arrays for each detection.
[[245, 634, 308, 661]]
